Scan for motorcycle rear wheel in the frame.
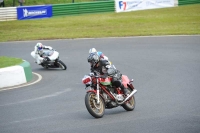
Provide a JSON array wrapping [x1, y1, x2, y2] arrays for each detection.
[[85, 92, 105, 118], [57, 60, 67, 70], [122, 88, 136, 111]]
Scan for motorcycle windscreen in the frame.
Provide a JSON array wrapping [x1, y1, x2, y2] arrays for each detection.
[[99, 77, 112, 86], [122, 75, 130, 88]]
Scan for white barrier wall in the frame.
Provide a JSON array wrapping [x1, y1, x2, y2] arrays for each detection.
[[0, 7, 17, 21], [0, 66, 26, 88], [115, 0, 175, 13]]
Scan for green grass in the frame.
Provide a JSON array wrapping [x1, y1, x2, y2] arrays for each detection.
[[0, 56, 23, 68], [0, 4, 200, 42]]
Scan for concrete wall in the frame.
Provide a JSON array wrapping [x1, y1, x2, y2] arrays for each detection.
[[0, 60, 33, 88]]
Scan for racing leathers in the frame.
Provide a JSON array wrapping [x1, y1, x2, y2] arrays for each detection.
[[91, 59, 128, 95], [31, 45, 53, 65]]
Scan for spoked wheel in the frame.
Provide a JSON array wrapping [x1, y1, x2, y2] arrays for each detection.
[[85, 92, 105, 118], [57, 60, 67, 70], [122, 88, 136, 111]]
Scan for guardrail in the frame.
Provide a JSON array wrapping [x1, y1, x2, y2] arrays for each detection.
[[178, 0, 200, 5], [52, 1, 115, 16], [0, 7, 17, 21]]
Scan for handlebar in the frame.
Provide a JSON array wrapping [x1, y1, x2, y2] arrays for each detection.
[[89, 73, 108, 79]]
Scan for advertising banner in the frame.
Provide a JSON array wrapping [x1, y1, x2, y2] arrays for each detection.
[[17, 5, 52, 20], [115, 0, 174, 13]]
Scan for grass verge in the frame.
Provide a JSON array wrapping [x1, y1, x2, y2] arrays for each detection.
[[4, 0, 99, 7], [0, 56, 23, 68], [0, 4, 200, 42]]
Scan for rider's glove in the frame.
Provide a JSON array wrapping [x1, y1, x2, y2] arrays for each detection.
[[86, 84, 90, 87], [89, 73, 94, 77]]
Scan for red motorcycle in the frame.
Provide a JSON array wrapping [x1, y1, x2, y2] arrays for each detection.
[[82, 73, 137, 118]]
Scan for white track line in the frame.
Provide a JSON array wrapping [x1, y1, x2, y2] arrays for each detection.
[[0, 88, 71, 107]]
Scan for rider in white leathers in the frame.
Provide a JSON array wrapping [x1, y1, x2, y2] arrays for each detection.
[[31, 42, 53, 65]]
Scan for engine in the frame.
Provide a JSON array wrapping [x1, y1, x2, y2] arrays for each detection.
[[102, 92, 110, 103], [107, 86, 115, 93]]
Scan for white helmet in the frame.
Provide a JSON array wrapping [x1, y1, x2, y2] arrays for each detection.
[[89, 48, 97, 54], [36, 42, 43, 51]]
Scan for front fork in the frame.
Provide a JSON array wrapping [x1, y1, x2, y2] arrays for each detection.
[[86, 77, 101, 104], [96, 78, 100, 104]]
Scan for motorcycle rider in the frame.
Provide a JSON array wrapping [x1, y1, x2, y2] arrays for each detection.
[[87, 52, 129, 95], [31, 42, 53, 65]]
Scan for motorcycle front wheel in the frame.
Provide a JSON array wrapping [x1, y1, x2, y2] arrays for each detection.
[[85, 92, 105, 118], [57, 60, 67, 70]]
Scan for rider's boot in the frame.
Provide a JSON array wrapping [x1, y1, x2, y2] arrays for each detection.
[[120, 84, 129, 96]]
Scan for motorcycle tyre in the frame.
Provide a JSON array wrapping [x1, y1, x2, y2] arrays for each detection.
[[41, 63, 49, 69], [85, 92, 105, 118], [122, 88, 136, 111], [57, 60, 67, 70]]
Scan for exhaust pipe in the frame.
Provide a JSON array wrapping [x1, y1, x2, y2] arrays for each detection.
[[117, 89, 137, 105]]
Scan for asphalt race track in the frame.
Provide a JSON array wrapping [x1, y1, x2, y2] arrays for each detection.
[[0, 35, 200, 133]]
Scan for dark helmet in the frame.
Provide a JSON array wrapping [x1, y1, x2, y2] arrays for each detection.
[[87, 52, 99, 67]]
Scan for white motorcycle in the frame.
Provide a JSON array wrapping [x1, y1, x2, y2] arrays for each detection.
[[31, 49, 67, 70]]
